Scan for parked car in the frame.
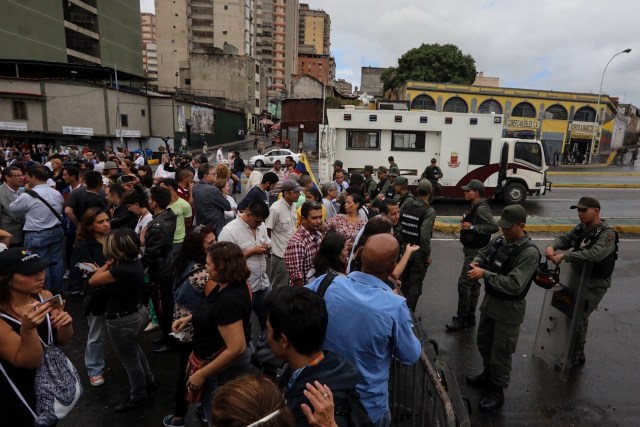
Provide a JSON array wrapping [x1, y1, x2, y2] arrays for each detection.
[[248, 149, 300, 168]]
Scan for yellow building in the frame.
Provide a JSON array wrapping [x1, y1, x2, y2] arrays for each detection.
[[399, 81, 620, 163]]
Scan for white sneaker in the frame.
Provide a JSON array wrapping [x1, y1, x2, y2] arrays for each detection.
[[63, 270, 70, 280], [144, 323, 160, 332]]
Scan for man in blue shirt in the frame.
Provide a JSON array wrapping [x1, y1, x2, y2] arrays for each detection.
[[307, 233, 422, 426]]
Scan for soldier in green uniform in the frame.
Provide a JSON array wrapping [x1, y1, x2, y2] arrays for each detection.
[[420, 158, 443, 202], [371, 166, 391, 202], [399, 180, 436, 311], [447, 180, 499, 331], [394, 176, 415, 210], [362, 165, 377, 202], [544, 196, 618, 366], [466, 205, 540, 411], [384, 167, 401, 199]]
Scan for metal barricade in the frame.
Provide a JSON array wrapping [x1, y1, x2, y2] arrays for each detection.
[[389, 314, 470, 427]]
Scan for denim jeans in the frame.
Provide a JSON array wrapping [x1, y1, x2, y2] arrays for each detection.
[[372, 410, 392, 427], [201, 345, 253, 426], [106, 306, 154, 402], [24, 226, 65, 294], [85, 314, 106, 377]]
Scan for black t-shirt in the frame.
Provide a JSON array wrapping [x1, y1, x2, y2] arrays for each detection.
[[191, 282, 252, 360], [78, 191, 106, 221], [105, 260, 145, 314]]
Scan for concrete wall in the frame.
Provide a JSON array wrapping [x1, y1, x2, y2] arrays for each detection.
[[156, 0, 190, 89], [44, 81, 108, 135], [360, 67, 387, 98], [187, 54, 251, 103], [290, 76, 323, 98], [97, 0, 144, 77]]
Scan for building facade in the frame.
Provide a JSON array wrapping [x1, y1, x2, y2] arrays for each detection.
[[0, 0, 143, 77], [141, 12, 158, 83], [360, 66, 387, 98], [399, 81, 623, 162], [299, 4, 330, 56]]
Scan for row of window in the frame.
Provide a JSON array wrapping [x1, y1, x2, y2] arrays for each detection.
[[345, 130, 542, 167], [411, 95, 596, 121]]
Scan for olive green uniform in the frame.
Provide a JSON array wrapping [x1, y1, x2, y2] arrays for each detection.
[[548, 221, 616, 357], [456, 201, 499, 323], [474, 233, 539, 388], [400, 198, 436, 311], [364, 177, 377, 201]]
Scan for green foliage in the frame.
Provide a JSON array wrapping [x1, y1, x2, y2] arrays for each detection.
[[381, 43, 477, 91], [325, 97, 361, 109]]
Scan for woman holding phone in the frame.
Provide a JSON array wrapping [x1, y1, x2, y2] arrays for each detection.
[[0, 248, 74, 425], [73, 207, 111, 387], [89, 228, 155, 412]]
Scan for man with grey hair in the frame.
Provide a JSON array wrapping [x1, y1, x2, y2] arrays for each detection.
[[398, 180, 436, 311]]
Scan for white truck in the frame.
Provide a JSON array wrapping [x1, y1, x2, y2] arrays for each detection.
[[319, 109, 550, 204]]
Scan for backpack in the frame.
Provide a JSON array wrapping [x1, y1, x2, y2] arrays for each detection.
[[0, 305, 82, 426]]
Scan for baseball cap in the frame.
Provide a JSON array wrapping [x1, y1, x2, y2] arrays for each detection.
[[281, 179, 304, 192], [389, 166, 400, 177], [417, 179, 432, 193], [333, 160, 344, 167], [431, 158, 437, 163], [104, 161, 118, 170], [364, 165, 374, 172], [0, 248, 52, 276], [395, 176, 409, 186], [570, 197, 600, 210], [461, 179, 485, 192], [377, 166, 388, 174], [497, 205, 527, 228]]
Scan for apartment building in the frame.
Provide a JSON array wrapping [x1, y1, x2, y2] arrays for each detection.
[[0, 0, 143, 77], [141, 13, 158, 82]]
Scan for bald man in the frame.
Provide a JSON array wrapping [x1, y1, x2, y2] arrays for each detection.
[[307, 234, 422, 426]]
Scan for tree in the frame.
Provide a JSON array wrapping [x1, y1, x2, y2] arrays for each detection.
[[381, 43, 477, 91]]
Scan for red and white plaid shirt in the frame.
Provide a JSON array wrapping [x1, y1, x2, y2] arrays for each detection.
[[284, 225, 322, 286]]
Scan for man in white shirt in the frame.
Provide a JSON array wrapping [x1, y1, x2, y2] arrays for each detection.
[[265, 179, 303, 289], [9, 166, 65, 294], [216, 146, 224, 164], [134, 151, 145, 167], [219, 201, 271, 338], [243, 165, 263, 193]]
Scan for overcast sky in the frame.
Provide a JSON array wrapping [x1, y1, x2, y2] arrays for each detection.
[[140, 0, 640, 104]]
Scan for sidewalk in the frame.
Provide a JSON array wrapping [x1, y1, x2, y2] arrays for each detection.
[[547, 162, 640, 188], [434, 216, 640, 234]]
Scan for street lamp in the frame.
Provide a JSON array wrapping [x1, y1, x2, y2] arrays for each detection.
[[588, 48, 631, 164]]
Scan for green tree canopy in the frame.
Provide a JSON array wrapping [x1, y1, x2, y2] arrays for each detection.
[[381, 43, 477, 91]]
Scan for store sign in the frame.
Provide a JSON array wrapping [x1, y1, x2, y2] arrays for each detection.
[[507, 118, 539, 129], [116, 129, 141, 138], [570, 121, 598, 139], [0, 121, 27, 131], [63, 126, 93, 136]]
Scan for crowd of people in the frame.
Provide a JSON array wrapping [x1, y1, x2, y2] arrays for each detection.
[[0, 142, 618, 426]]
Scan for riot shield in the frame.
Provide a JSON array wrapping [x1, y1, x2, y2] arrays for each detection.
[[532, 261, 592, 381]]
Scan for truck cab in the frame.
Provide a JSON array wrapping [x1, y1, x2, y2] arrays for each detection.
[[496, 138, 549, 204]]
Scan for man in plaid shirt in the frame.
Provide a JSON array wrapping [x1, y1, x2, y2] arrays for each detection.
[[285, 201, 324, 286]]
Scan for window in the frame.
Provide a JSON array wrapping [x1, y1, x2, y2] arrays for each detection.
[[469, 138, 492, 165], [512, 102, 536, 118], [545, 104, 568, 120], [391, 131, 425, 151], [347, 130, 380, 150], [443, 97, 468, 113], [185, 78, 191, 85], [12, 101, 27, 120], [141, 109, 146, 117], [515, 141, 542, 167], [478, 99, 503, 114], [120, 114, 129, 127], [574, 106, 596, 122], [411, 95, 436, 111]]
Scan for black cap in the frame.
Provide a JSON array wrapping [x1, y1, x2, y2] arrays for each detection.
[[570, 197, 600, 210], [0, 248, 52, 276]]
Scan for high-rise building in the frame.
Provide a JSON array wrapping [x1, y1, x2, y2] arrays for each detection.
[[141, 13, 158, 82], [272, 0, 299, 94], [298, 4, 330, 56], [0, 0, 143, 77]]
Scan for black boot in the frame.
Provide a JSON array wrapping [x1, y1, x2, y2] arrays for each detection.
[[570, 351, 586, 366], [466, 371, 492, 388], [446, 316, 470, 331], [479, 386, 505, 411]]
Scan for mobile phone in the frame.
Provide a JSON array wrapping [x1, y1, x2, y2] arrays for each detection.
[[76, 262, 97, 274], [37, 294, 63, 310]]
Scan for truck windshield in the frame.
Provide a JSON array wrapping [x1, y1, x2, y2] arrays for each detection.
[[514, 141, 542, 168]]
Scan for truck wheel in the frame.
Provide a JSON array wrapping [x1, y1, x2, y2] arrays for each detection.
[[255, 160, 265, 168], [503, 182, 527, 205]]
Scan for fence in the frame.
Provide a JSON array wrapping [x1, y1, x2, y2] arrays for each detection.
[[389, 314, 471, 427]]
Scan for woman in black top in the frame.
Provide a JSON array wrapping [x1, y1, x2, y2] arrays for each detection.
[[173, 241, 253, 425], [0, 248, 74, 426], [89, 228, 154, 413], [73, 207, 110, 387]]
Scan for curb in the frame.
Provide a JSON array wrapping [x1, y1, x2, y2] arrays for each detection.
[[548, 171, 640, 176], [434, 218, 640, 234], [551, 183, 640, 188]]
